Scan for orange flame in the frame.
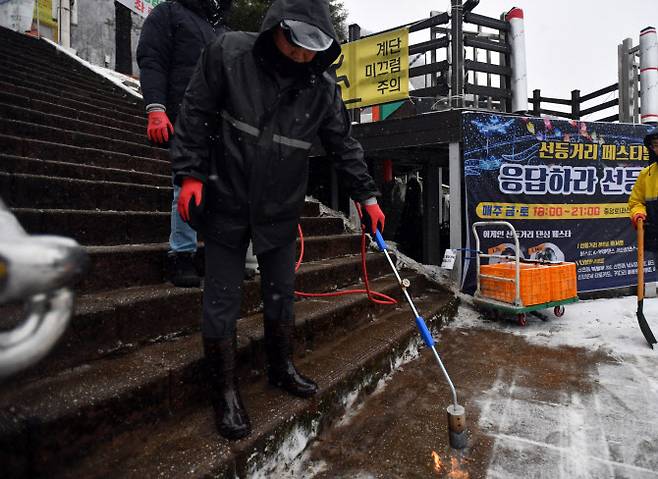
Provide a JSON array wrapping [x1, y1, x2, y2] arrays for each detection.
[[431, 450, 443, 473], [447, 456, 470, 479], [430, 451, 470, 478]]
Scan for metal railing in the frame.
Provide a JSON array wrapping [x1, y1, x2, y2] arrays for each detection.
[[529, 84, 621, 122], [527, 37, 641, 124]]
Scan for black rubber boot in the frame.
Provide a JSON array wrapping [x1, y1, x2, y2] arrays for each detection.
[[203, 337, 251, 440], [168, 251, 201, 287], [264, 319, 318, 398]]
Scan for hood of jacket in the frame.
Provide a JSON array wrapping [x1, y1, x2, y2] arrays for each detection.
[[255, 0, 341, 74], [644, 125, 658, 163], [175, 0, 232, 26]]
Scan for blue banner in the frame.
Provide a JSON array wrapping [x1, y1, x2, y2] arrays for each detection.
[[463, 112, 655, 293]]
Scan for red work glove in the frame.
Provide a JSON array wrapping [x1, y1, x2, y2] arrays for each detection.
[[632, 212, 647, 230], [147, 111, 174, 143], [178, 177, 204, 222], [363, 202, 386, 234]]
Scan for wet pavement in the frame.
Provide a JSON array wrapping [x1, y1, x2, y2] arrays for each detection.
[[291, 302, 658, 479]]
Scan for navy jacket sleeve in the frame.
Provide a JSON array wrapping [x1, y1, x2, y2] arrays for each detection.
[[169, 39, 224, 185], [318, 85, 380, 203], [136, 3, 173, 110]]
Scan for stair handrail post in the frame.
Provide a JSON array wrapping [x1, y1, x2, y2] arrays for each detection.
[[36, 0, 41, 38], [348, 23, 361, 124], [571, 89, 581, 120], [532, 88, 541, 116], [498, 11, 510, 112], [618, 37, 633, 123], [58, 0, 72, 49]]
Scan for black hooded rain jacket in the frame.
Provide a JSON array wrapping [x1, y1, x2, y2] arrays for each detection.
[[170, 0, 380, 254], [136, 0, 230, 123]]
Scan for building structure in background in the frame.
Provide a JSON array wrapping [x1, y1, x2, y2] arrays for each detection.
[[0, 0, 144, 74]]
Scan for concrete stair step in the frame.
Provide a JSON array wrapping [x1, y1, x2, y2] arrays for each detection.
[[13, 208, 341, 246], [0, 30, 119, 83], [0, 28, 67, 53], [3, 173, 172, 212], [0, 102, 146, 145], [78, 233, 355, 295], [0, 81, 146, 128], [0, 118, 163, 160], [0, 134, 168, 176], [0, 55, 143, 111], [0, 90, 146, 134], [0, 287, 456, 478], [0, 154, 170, 187], [12, 252, 394, 377], [0, 34, 126, 93], [0, 52, 142, 104], [75, 230, 348, 296], [4, 171, 325, 214], [0, 48, 122, 88], [0, 72, 144, 118]]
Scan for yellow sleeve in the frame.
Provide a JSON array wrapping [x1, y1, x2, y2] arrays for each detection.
[[629, 167, 648, 218]]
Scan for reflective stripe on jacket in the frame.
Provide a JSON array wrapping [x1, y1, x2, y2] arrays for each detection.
[[170, 0, 379, 254]]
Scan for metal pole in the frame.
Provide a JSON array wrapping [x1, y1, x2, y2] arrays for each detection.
[[422, 163, 440, 265], [430, 10, 440, 89], [499, 12, 511, 112], [348, 23, 361, 124], [450, 0, 464, 108], [619, 38, 633, 123], [36, 0, 41, 37], [449, 142, 462, 284], [571, 89, 581, 120]]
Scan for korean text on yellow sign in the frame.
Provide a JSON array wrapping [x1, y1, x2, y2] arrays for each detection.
[[333, 28, 409, 109]]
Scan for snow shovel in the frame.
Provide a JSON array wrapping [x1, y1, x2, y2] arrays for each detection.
[[636, 218, 657, 349]]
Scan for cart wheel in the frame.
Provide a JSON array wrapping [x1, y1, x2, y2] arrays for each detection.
[[517, 313, 527, 326], [554, 305, 565, 317]]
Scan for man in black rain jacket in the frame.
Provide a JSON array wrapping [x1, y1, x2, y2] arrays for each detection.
[[137, 0, 231, 287], [170, 0, 386, 439]]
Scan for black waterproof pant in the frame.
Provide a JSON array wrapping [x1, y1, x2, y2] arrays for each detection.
[[202, 236, 296, 339]]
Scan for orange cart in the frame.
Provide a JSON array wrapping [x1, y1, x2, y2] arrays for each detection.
[[471, 221, 578, 326]]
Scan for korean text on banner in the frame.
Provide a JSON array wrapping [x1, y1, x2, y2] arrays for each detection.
[[462, 112, 655, 294], [332, 28, 409, 109], [115, 0, 162, 18]]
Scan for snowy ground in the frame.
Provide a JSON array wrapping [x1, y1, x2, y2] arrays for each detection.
[[455, 296, 658, 478], [280, 295, 658, 479]]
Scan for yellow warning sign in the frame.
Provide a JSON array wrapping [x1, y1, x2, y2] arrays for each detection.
[[332, 28, 409, 109], [34, 0, 58, 30]]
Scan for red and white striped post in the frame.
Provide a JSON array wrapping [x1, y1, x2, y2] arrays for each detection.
[[505, 7, 528, 113], [640, 26, 658, 124]]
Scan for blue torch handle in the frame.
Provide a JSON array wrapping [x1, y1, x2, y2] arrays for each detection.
[[375, 229, 387, 251], [415, 316, 435, 348]]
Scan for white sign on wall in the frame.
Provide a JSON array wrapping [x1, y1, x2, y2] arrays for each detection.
[[441, 249, 457, 270], [0, 0, 36, 32]]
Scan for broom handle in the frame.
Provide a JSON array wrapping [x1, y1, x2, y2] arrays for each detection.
[[639, 219, 644, 301]]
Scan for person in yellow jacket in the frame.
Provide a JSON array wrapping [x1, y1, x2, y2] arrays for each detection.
[[629, 128, 658, 230]]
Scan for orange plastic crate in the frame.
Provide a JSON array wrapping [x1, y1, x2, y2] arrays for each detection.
[[547, 262, 577, 301], [480, 262, 551, 306]]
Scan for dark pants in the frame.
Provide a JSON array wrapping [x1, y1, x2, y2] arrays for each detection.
[[202, 236, 296, 339]]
